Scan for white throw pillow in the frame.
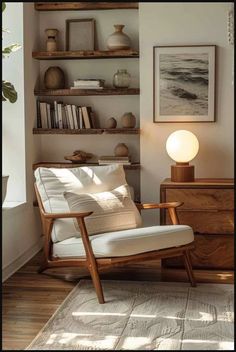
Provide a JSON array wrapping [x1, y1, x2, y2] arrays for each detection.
[[34, 164, 128, 242], [64, 184, 142, 236]]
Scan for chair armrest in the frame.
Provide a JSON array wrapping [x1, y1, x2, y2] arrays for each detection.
[[42, 211, 93, 220], [135, 202, 183, 210]]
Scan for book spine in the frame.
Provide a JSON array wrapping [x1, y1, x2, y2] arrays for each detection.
[[54, 101, 58, 128], [72, 105, 79, 129], [67, 105, 74, 129], [79, 107, 84, 128], [46, 104, 51, 129], [36, 100, 42, 128], [81, 106, 91, 129], [40, 102, 48, 128], [57, 103, 63, 129]]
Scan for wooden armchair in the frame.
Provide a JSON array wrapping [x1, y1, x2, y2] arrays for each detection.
[[34, 165, 196, 304]]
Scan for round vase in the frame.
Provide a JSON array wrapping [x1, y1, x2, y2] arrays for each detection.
[[114, 143, 129, 157], [44, 66, 65, 89], [105, 117, 117, 129], [45, 29, 58, 52], [121, 112, 136, 128], [107, 25, 131, 51], [113, 69, 131, 88]]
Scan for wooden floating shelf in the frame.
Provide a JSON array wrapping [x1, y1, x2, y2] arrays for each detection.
[[35, 2, 139, 11], [33, 162, 141, 170], [32, 50, 139, 60], [34, 88, 140, 96], [33, 128, 140, 135]]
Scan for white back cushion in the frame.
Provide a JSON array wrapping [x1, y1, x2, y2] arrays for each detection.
[[64, 184, 142, 236], [35, 164, 128, 242]]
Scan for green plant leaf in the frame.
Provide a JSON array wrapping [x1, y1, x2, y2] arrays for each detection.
[[2, 80, 18, 103], [2, 44, 21, 55], [2, 2, 6, 12]]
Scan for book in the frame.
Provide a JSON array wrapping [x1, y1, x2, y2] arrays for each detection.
[[72, 105, 79, 129], [54, 101, 59, 128], [62, 105, 68, 129], [73, 79, 105, 87], [81, 106, 91, 128], [99, 156, 130, 161], [46, 104, 51, 129], [70, 86, 104, 90], [36, 100, 42, 128], [57, 103, 63, 129], [40, 102, 48, 128], [98, 160, 131, 165], [78, 107, 84, 128], [66, 105, 74, 129]]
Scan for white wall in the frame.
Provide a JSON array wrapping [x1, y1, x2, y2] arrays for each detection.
[[2, 3, 42, 281], [139, 2, 234, 225]]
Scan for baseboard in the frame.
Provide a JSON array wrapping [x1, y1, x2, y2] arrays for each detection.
[[2, 239, 43, 282]]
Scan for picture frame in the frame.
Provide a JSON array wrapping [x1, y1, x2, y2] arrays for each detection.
[[153, 45, 216, 122], [66, 18, 95, 51]]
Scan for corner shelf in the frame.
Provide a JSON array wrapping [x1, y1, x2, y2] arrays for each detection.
[[32, 50, 139, 60], [35, 2, 139, 11], [33, 128, 140, 135], [34, 88, 140, 96], [33, 162, 141, 170]]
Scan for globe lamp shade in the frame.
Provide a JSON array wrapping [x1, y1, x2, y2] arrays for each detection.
[[166, 130, 199, 182]]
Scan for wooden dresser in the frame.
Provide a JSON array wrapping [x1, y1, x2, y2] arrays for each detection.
[[160, 178, 234, 283]]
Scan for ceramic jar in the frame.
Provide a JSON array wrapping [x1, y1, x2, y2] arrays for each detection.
[[44, 66, 65, 89], [114, 143, 129, 157], [45, 29, 58, 52], [113, 69, 131, 88], [105, 117, 117, 129], [107, 25, 131, 51], [121, 112, 136, 128]]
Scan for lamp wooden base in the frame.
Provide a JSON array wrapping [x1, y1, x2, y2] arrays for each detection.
[[171, 163, 194, 182]]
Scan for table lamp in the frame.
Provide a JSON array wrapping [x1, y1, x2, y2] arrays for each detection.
[[166, 130, 199, 182]]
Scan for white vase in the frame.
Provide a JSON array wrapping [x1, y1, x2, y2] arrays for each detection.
[[107, 25, 131, 51], [2, 175, 9, 204]]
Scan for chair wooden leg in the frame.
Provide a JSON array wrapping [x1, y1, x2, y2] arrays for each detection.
[[183, 250, 196, 287], [89, 264, 105, 304], [38, 262, 48, 274]]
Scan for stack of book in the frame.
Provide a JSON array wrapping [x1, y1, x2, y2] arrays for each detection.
[[98, 156, 131, 165], [36, 101, 97, 129], [71, 79, 105, 90]]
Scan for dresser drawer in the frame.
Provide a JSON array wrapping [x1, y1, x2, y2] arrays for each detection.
[[166, 210, 234, 234], [165, 188, 234, 210], [162, 233, 234, 270]]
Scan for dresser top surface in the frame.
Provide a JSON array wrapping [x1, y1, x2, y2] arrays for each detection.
[[161, 178, 234, 188]]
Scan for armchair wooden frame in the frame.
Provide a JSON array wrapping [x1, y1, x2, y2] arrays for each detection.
[[35, 184, 196, 304]]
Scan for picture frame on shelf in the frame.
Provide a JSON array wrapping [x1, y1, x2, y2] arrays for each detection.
[[153, 45, 216, 122], [66, 18, 95, 51]]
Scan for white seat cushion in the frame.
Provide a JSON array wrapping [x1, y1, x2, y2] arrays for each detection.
[[34, 164, 128, 242], [53, 225, 194, 258], [64, 184, 142, 236]]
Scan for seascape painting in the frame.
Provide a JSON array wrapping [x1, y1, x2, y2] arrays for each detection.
[[154, 46, 215, 122]]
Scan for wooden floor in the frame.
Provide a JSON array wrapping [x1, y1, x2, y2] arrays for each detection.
[[3, 250, 234, 350]]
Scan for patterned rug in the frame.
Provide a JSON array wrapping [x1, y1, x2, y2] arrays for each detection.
[[26, 280, 234, 350]]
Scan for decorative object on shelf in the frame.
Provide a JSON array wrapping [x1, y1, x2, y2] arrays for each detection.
[[64, 150, 93, 163], [44, 66, 65, 89], [66, 19, 95, 51], [114, 143, 129, 157], [107, 25, 131, 50], [153, 45, 216, 122], [105, 117, 117, 129], [45, 28, 58, 52], [113, 69, 131, 88], [2, 175, 9, 204], [121, 112, 136, 128], [166, 130, 199, 182]]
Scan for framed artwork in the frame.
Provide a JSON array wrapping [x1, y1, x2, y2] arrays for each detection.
[[66, 19, 95, 51], [153, 45, 216, 122]]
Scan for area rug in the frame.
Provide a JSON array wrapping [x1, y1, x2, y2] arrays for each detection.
[[26, 280, 234, 350]]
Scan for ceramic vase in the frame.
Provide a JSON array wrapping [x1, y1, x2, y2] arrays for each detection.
[[105, 117, 117, 129], [44, 66, 65, 89], [113, 69, 131, 88], [121, 112, 136, 128], [45, 29, 58, 52], [107, 25, 131, 51], [114, 143, 129, 157]]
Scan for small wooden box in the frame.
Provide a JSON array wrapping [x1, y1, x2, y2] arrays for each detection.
[[160, 178, 234, 283]]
